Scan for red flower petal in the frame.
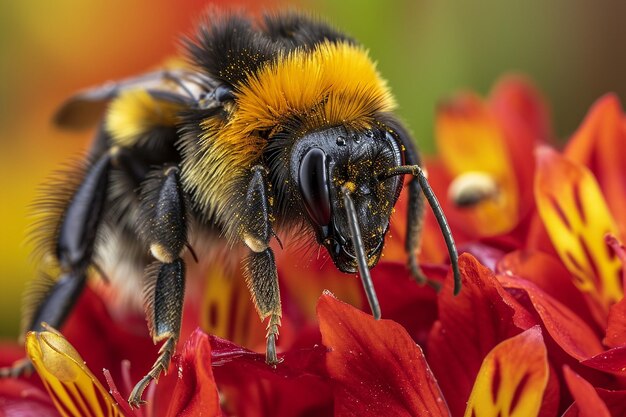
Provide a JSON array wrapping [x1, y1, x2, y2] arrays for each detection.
[[160, 329, 221, 417], [0, 343, 29, 368], [565, 94, 626, 236], [563, 366, 611, 417], [62, 286, 158, 387], [489, 76, 552, 222], [605, 298, 626, 348], [0, 378, 58, 417], [465, 326, 549, 417], [604, 235, 626, 348], [594, 388, 626, 416], [539, 365, 561, 417], [427, 254, 536, 417], [367, 261, 440, 347], [458, 241, 507, 271], [496, 250, 598, 331], [581, 346, 626, 375], [317, 291, 450, 417], [497, 275, 604, 361], [489, 75, 552, 147], [562, 388, 626, 417], [209, 335, 333, 417]]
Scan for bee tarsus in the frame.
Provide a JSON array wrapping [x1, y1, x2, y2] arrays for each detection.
[[131, 261, 184, 407]]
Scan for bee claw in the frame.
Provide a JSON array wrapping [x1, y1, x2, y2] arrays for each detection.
[[128, 376, 152, 409], [128, 337, 175, 407], [128, 399, 147, 409]]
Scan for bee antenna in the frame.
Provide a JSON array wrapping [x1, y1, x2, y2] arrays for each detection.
[[341, 186, 382, 319], [381, 165, 461, 295]]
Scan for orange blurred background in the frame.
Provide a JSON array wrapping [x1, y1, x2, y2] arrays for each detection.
[[2, 0, 626, 337]]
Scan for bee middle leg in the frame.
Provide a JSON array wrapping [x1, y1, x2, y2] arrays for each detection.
[[129, 259, 184, 408], [240, 166, 282, 365], [128, 165, 189, 407]]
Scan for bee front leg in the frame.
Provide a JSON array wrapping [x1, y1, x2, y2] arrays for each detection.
[[245, 249, 281, 365], [128, 165, 189, 407], [406, 176, 429, 285], [240, 166, 282, 365], [395, 130, 436, 288]]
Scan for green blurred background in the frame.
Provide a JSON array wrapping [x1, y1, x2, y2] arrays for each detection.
[[1, 0, 625, 337]]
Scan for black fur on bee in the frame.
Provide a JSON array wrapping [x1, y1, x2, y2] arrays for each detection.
[[1, 9, 461, 408]]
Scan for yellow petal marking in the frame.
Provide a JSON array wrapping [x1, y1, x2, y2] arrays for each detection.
[[200, 263, 255, 347], [535, 147, 622, 318], [465, 326, 548, 417], [26, 325, 123, 417]]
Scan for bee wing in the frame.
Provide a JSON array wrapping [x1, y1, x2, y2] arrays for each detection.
[[53, 69, 216, 130]]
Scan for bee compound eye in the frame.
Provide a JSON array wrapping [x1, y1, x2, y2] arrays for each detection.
[[298, 147, 332, 227]]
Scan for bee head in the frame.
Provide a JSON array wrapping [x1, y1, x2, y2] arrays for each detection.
[[292, 125, 404, 273]]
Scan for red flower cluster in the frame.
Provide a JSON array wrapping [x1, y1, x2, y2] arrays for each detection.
[[2, 76, 626, 417]]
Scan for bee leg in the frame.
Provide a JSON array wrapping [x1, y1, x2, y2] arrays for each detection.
[[406, 177, 432, 285], [129, 260, 184, 408], [385, 163, 461, 294], [129, 165, 188, 407], [240, 166, 282, 366], [0, 271, 88, 378], [395, 132, 445, 290], [245, 250, 281, 365], [400, 140, 429, 286], [1, 151, 113, 378]]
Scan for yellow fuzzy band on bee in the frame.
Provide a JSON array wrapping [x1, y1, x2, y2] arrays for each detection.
[[106, 89, 182, 147], [231, 40, 395, 134], [184, 41, 394, 238]]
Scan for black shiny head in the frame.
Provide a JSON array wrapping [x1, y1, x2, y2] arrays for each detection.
[[292, 125, 403, 273]]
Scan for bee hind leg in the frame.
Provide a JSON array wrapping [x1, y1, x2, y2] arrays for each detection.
[[0, 150, 113, 377], [240, 166, 282, 365]]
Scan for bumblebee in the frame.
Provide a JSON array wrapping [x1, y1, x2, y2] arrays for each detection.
[[1, 10, 460, 407]]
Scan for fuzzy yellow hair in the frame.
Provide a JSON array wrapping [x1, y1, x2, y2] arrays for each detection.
[[233, 40, 395, 133]]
